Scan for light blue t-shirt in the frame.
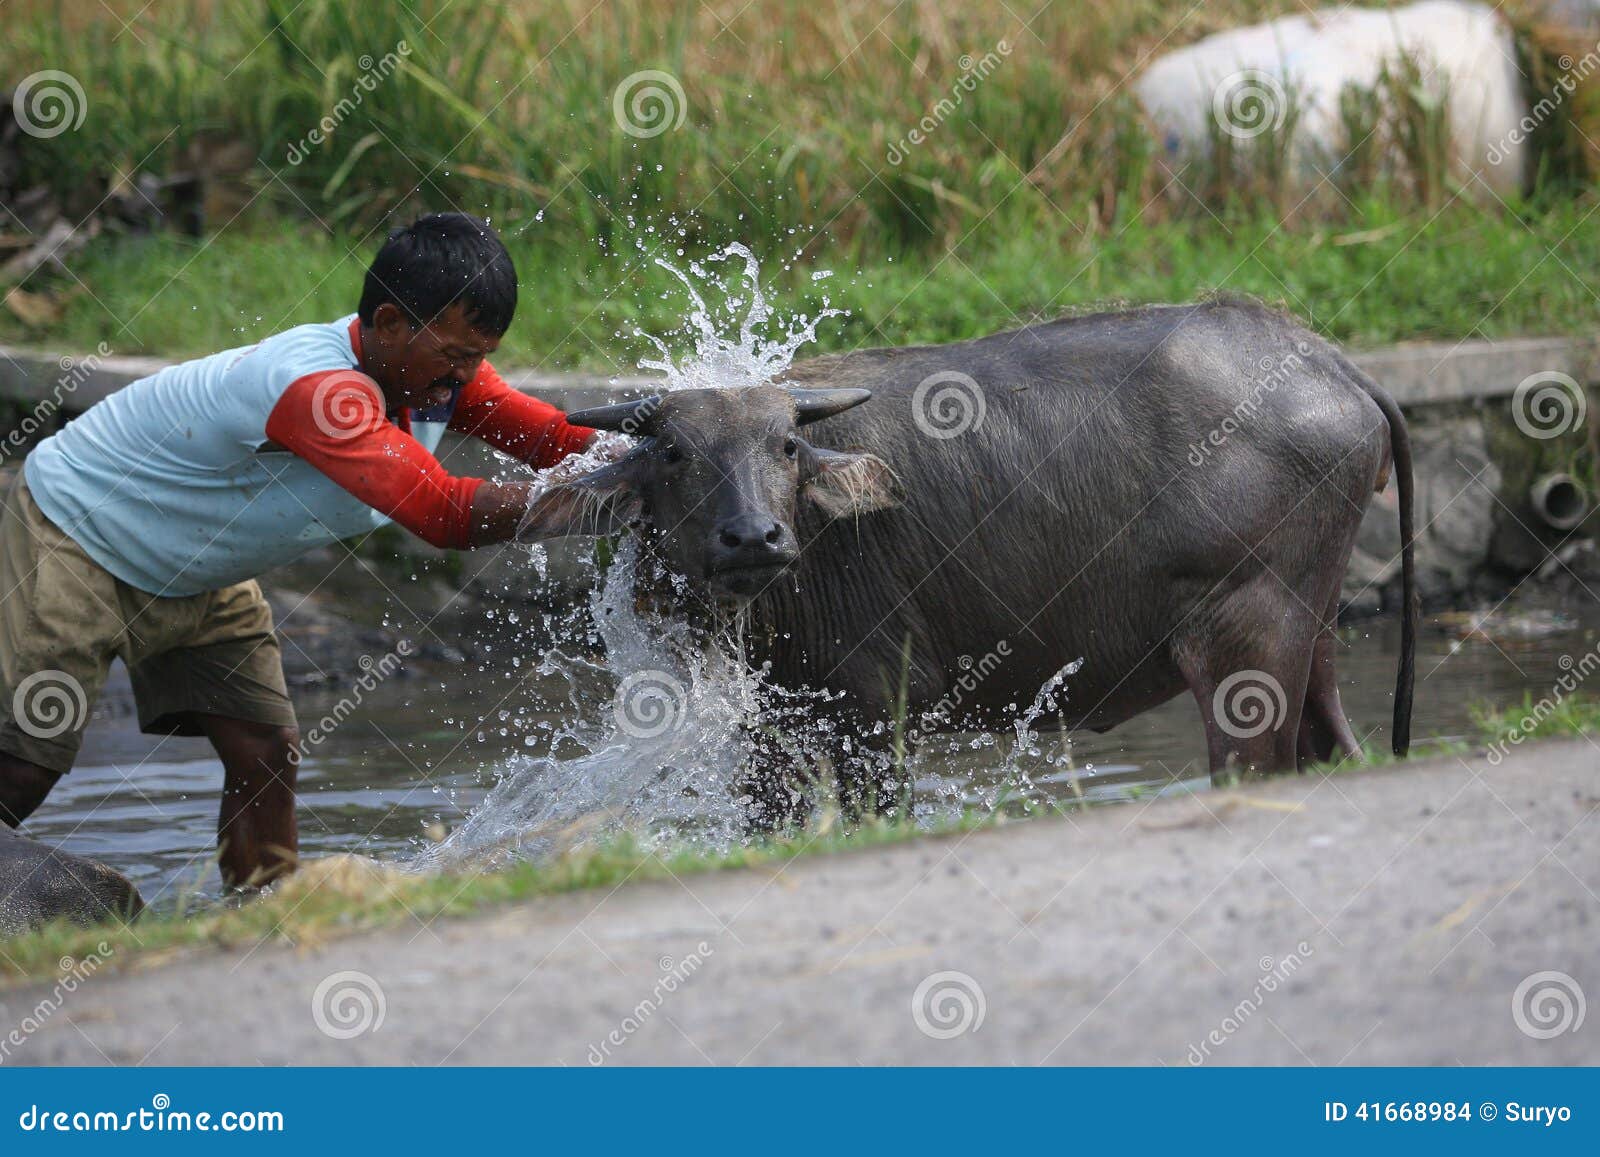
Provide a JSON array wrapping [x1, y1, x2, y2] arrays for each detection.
[[25, 316, 450, 596]]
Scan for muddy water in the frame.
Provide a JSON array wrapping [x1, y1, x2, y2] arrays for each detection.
[[19, 606, 1594, 911]]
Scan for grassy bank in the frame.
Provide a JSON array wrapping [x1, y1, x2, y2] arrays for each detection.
[[0, 811, 1000, 983], [5, 194, 1599, 368], [3, 694, 1597, 985], [4, 0, 1599, 364]]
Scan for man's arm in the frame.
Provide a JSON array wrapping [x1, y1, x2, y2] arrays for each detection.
[[266, 371, 485, 549], [469, 479, 544, 544], [450, 361, 598, 468], [266, 370, 608, 550]]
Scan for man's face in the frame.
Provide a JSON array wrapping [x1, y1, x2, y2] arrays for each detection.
[[365, 302, 500, 411]]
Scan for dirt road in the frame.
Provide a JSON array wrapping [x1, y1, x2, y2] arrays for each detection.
[[4, 741, 1596, 1065]]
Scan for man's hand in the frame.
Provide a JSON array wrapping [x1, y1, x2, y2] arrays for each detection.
[[469, 432, 637, 547], [578, 429, 635, 464]]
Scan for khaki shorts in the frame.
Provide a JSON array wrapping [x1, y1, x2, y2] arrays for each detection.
[[0, 472, 297, 774]]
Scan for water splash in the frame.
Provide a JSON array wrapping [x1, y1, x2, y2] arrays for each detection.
[[417, 242, 852, 869], [904, 657, 1088, 817], [1012, 658, 1085, 766], [417, 541, 745, 868], [633, 242, 846, 393], [1003, 657, 1087, 801]]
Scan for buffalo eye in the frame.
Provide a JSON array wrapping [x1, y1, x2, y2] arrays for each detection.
[[783, 437, 798, 460], [663, 444, 685, 465]]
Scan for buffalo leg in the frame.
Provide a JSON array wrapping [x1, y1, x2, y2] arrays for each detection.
[[1296, 596, 1363, 768], [1176, 583, 1315, 775], [734, 722, 815, 836], [825, 705, 912, 824], [735, 715, 907, 833], [834, 751, 911, 825], [736, 762, 810, 835]]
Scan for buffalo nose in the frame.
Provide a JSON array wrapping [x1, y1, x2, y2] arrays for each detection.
[[718, 515, 784, 550], [715, 514, 790, 561]]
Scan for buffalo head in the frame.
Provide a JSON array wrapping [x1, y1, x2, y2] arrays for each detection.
[[524, 385, 900, 597]]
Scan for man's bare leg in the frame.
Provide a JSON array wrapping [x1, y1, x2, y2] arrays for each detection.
[[197, 714, 299, 888], [0, 755, 59, 828]]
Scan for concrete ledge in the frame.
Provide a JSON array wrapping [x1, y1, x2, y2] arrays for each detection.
[[0, 343, 663, 414], [492, 368, 660, 412], [0, 346, 174, 412], [3, 335, 1596, 414], [1346, 336, 1600, 406]]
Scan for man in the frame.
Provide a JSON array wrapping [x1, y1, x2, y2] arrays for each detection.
[[0, 212, 605, 888]]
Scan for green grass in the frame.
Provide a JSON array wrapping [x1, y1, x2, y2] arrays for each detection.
[[1302, 690, 1600, 777], [5, 0, 1600, 365], [0, 810, 1000, 985], [1470, 689, 1600, 749], [6, 193, 1600, 368], [0, 0, 1306, 243]]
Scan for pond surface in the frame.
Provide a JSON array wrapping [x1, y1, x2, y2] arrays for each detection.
[[19, 606, 1597, 910]]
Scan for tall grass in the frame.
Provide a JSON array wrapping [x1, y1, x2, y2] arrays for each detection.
[[5, 0, 1600, 363], [3, 0, 1454, 250]]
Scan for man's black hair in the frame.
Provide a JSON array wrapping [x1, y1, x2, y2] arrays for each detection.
[[358, 212, 517, 336]]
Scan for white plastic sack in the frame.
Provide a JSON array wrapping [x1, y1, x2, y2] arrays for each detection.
[[1134, 1, 1526, 196]]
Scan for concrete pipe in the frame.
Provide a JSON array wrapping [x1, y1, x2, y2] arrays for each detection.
[[1528, 472, 1590, 532]]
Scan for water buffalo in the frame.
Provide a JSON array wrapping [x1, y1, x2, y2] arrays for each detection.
[[529, 297, 1416, 816], [0, 828, 144, 936]]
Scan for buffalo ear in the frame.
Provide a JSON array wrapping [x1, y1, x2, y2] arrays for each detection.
[[799, 444, 902, 520], [516, 451, 647, 541]]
